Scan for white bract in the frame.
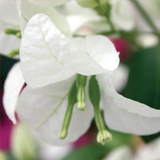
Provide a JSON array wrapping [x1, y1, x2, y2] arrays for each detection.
[[20, 14, 119, 88], [3, 63, 24, 124], [13, 66, 160, 146], [4, 13, 158, 146]]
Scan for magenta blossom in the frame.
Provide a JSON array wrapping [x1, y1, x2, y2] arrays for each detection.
[[0, 90, 13, 151]]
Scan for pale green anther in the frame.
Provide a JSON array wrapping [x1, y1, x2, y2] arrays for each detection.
[[4, 28, 20, 35], [59, 81, 77, 140], [76, 0, 108, 8], [97, 130, 112, 145], [76, 74, 87, 111], [16, 32, 22, 38], [89, 76, 112, 145], [7, 49, 19, 57]]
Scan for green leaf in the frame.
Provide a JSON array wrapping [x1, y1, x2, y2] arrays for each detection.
[[61, 144, 108, 160], [123, 45, 160, 142]]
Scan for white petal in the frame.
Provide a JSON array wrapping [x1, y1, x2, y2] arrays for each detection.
[[16, 77, 94, 146], [0, 24, 21, 55], [0, 0, 20, 27], [3, 62, 24, 124], [17, 1, 71, 36], [97, 73, 160, 135], [86, 35, 120, 71], [20, 14, 74, 88]]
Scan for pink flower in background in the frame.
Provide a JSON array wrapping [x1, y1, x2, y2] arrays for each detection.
[[73, 127, 96, 148], [110, 37, 131, 61], [0, 90, 13, 151]]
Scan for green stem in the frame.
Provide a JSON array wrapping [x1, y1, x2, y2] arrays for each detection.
[[97, 0, 115, 31], [131, 0, 159, 36], [93, 105, 106, 132], [59, 81, 77, 139]]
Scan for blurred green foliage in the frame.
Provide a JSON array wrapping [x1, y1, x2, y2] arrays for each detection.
[[0, 55, 18, 87], [123, 45, 160, 142]]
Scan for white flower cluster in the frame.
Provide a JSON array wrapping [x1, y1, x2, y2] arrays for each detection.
[[1, 0, 160, 146]]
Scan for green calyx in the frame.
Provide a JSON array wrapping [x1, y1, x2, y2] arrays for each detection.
[[76, 74, 87, 111], [59, 81, 77, 139], [7, 49, 19, 57], [89, 75, 112, 145]]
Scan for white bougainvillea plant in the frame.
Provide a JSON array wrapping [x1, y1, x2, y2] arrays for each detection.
[[2, 0, 160, 146], [5, 13, 160, 146]]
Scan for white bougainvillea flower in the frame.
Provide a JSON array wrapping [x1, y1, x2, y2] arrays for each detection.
[[4, 61, 160, 145], [20, 14, 119, 88], [0, 0, 21, 55], [3, 62, 24, 124], [10, 70, 160, 146]]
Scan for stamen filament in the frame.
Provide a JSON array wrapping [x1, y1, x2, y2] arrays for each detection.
[[59, 81, 77, 139], [76, 74, 87, 111]]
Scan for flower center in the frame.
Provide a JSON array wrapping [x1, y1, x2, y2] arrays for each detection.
[[59, 75, 112, 145]]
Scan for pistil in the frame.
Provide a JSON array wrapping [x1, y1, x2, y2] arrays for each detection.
[[76, 74, 87, 111]]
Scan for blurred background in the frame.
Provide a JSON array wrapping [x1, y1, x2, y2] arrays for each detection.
[[0, 0, 160, 160]]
